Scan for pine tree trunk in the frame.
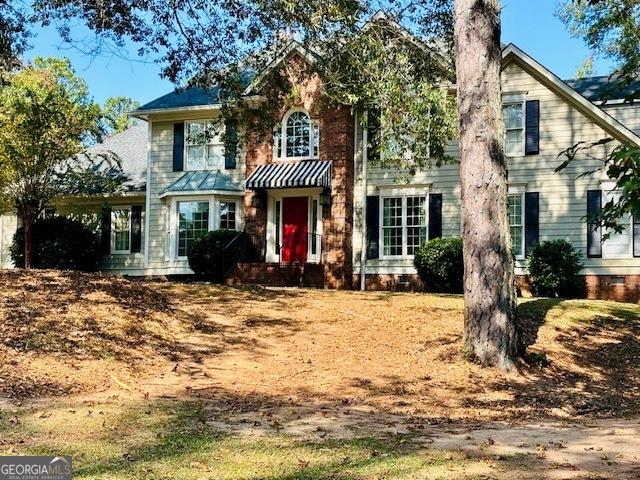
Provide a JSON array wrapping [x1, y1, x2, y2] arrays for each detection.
[[454, 0, 518, 371]]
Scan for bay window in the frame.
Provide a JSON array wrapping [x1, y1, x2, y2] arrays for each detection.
[[185, 121, 225, 170], [171, 198, 242, 260], [381, 195, 428, 257], [177, 201, 210, 258]]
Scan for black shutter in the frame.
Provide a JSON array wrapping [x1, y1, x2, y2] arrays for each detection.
[[366, 196, 379, 259], [524, 192, 539, 257], [367, 109, 381, 163], [225, 119, 238, 169], [525, 100, 540, 155], [634, 215, 640, 258], [173, 122, 184, 172], [100, 206, 112, 255], [587, 190, 602, 258], [428, 194, 442, 239], [130, 206, 142, 253]]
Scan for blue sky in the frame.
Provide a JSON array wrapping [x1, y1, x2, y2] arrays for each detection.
[[26, 0, 614, 106]]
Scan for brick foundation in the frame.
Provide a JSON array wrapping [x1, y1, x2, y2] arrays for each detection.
[[517, 274, 640, 303], [352, 274, 426, 292], [227, 262, 324, 288]]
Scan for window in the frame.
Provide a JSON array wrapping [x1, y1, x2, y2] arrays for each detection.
[[508, 194, 524, 258], [185, 121, 225, 170], [177, 201, 210, 258], [274, 111, 320, 159], [382, 195, 427, 257], [112, 208, 131, 253], [406, 196, 427, 255], [219, 201, 237, 230], [603, 190, 633, 258], [503, 103, 524, 156]]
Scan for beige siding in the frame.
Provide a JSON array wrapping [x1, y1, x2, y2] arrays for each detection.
[[55, 197, 147, 273], [146, 113, 246, 275], [602, 104, 640, 136], [0, 213, 18, 268], [354, 60, 639, 276]]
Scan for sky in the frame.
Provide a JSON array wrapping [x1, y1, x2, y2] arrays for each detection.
[[25, 0, 615, 107]]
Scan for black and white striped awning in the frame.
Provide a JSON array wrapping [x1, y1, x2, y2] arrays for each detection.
[[245, 160, 332, 190]]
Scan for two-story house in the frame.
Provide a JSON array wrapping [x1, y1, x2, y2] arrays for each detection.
[[2, 23, 640, 302]]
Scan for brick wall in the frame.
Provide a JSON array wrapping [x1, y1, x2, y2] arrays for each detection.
[[242, 53, 355, 289], [517, 274, 640, 303], [320, 106, 354, 289]]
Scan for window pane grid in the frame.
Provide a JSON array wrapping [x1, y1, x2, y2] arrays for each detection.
[[406, 196, 427, 255], [178, 201, 210, 257], [186, 121, 225, 170], [383, 197, 403, 256], [286, 112, 311, 158], [508, 194, 523, 257], [112, 209, 130, 252], [219, 201, 236, 230], [503, 103, 524, 156]]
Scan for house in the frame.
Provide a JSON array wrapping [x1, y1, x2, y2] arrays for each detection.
[[2, 21, 640, 302]]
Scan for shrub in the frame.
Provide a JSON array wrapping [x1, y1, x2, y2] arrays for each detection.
[[414, 237, 464, 293], [188, 229, 256, 281], [527, 239, 583, 297], [10, 216, 100, 271]]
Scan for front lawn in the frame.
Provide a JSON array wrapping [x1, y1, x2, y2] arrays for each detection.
[[1, 270, 640, 479]]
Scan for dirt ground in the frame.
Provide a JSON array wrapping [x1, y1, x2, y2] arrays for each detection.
[[1, 269, 640, 478]]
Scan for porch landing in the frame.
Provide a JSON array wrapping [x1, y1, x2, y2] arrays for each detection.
[[226, 262, 324, 288]]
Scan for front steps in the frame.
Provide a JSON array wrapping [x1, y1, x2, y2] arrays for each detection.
[[226, 262, 324, 288]]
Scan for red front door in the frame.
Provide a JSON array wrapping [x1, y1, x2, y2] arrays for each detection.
[[282, 197, 308, 263]]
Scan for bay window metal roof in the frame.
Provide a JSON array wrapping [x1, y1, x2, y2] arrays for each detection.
[[245, 160, 332, 190], [161, 170, 244, 197]]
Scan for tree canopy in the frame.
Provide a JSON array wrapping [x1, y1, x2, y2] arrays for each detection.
[[0, 57, 118, 266], [101, 96, 140, 137]]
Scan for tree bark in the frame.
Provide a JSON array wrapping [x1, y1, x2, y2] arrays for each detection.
[[23, 216, 33, 269], [454, 0, 518, 371]]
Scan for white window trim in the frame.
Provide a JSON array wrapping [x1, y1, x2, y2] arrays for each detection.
[[265, 188, 323, 263], [111, 206, 132, 255], [601, 185, 634, 259], [379, 193, 429, 260], [168, 195, 243, 261], [507, 192, 526, 260], [275, 109, 320, 161], [503, 100, 526, 157], [184, 119, 226, 171]]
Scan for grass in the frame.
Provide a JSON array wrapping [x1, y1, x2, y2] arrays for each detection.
[[1, 398, 528, 480], [1, 270, 640, 478]]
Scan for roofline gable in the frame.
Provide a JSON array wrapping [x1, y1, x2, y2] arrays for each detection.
[[501, 43, 640, 146]]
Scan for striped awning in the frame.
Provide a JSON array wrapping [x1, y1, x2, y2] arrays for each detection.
[[245, 160, 332, 190]]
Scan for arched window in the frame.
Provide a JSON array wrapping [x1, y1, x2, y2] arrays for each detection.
[[286, 111, 311, 158], [274, 110, 319, 159]]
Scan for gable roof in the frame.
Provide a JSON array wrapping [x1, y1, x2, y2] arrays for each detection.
[[502, 43, 640, 146], [564, 75, 640, 103], [132, 70, 255, 117], [85, 123, 148, 193]]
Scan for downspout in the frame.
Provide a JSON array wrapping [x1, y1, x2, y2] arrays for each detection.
[[143, 120, 152, 270], [360, 112, 368, 291]]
